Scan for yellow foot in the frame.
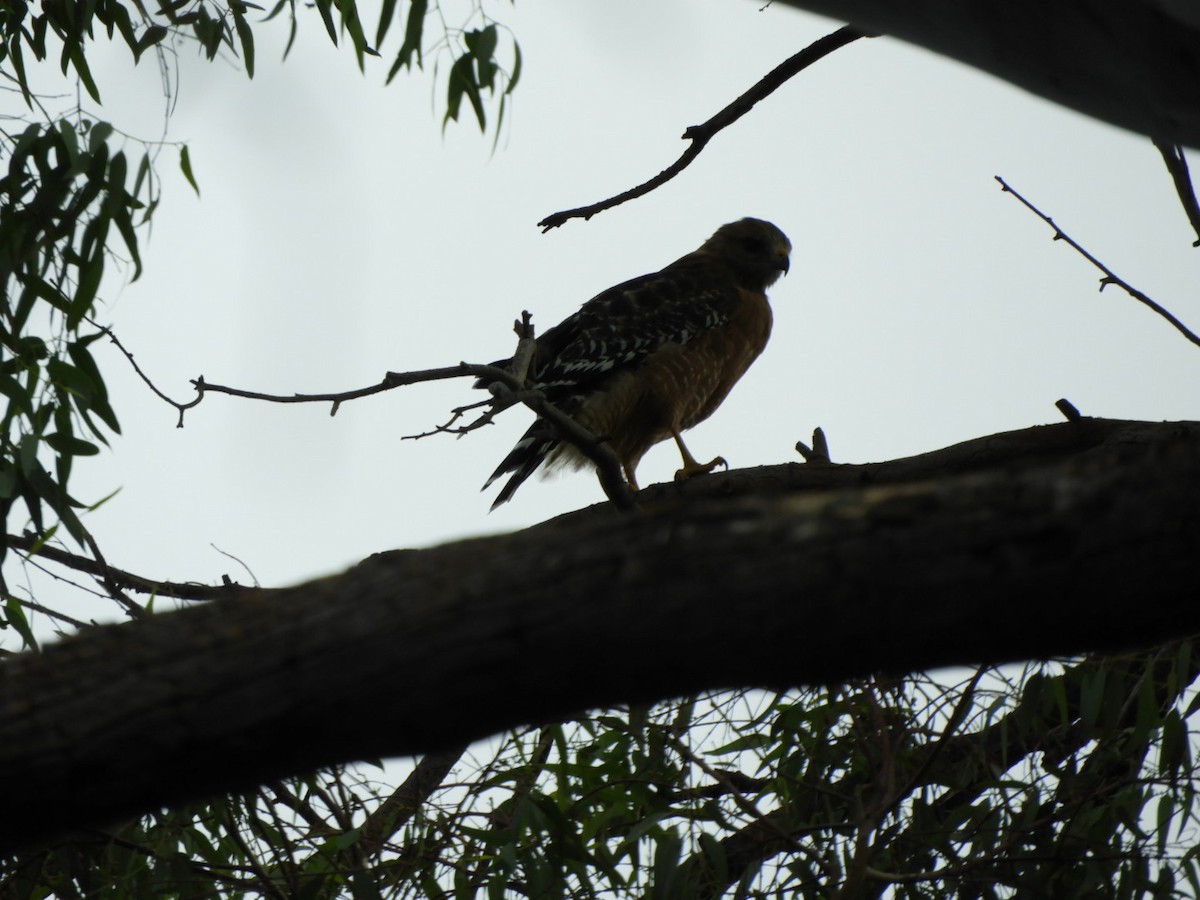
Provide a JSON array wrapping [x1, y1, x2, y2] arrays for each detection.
[[674, 456, 728, 484]]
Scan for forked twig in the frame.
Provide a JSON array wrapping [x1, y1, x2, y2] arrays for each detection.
[[996, 176, 1200, 350]]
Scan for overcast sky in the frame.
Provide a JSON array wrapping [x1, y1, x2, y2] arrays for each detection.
[[6, 0, 1199, 630]]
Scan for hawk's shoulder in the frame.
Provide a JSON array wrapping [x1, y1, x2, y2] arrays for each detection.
[[531, 256, 744, 392]]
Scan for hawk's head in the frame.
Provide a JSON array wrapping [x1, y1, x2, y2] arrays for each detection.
[[705, 218, 792, 289]]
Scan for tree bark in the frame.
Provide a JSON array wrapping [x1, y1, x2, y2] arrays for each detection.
[[774, 0, 1200, 149], [1, 418, 1198, 854]]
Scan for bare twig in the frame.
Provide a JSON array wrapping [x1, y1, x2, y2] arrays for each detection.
[[102, 326, 204, 427], [1152, 139, 1200, 248], [996, 175, 1200, 350], [1055, 398, 1083, 422], [538, 26, 870, 231], [103, 325, 474, 426], [110, 318, 635, 509], [191, 365, 471, 419], [795, 426, 831, 464], [508, 310, 537, 386]]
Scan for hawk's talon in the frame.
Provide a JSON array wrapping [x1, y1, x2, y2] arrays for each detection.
[[674, 455, 727, 483]]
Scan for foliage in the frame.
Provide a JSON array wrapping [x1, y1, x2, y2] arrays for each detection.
[[0, 0, 517, 578], [0, 116, 137, 558], [5, 646, 1199, 897]]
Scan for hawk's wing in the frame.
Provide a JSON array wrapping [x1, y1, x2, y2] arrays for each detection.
[[530, 262, 742, 397]]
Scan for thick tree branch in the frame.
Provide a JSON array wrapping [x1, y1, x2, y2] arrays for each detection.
[[769, 0, 1200, 149], [1, 418, 1198, 853]]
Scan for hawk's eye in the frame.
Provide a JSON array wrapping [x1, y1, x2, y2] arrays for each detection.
[[741, 237, 766, 253]]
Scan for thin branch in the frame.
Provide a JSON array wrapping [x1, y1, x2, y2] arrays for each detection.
[[349, 745, 469, 860], [191, 365, 471, 419], [2, 591, 87, 632], [1152, 139, 1200, 248], [7, 533, 248, 601], [538, 26, 870, 231], [81, 529, 147, 619], [996, 175, 1200, 350], [110, 318, 635, 508], [101, 326, 204, 427]]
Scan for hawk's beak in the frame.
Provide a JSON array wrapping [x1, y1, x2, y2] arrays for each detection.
[[777, 250, 791, 276]]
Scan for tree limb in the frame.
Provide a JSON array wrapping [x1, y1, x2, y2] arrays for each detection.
[[1, 418, 1198, 853], [769, 0, 1200, 149]]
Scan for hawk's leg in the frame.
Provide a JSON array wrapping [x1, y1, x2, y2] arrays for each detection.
[[671, 428, 727, 483], [623, 463, 641, 493]]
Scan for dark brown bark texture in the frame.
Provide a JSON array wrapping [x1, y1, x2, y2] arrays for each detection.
[[1, 418, 1198, 854], [775, 0, 1200, 149]]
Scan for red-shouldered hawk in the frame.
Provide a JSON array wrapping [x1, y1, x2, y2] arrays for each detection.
[[480, 217, 791, 508]]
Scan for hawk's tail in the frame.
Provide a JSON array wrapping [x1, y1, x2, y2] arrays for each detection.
[[483, 421, 559, 510]]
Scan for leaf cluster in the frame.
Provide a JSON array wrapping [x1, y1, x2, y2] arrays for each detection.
[[8, 642, 1198, 899], [0, 118, 147, 566]]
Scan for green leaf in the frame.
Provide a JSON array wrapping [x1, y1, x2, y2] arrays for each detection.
[[58, 118, 81, 167], [3, 595, 39, 651], [134, 24, 169, 61], [232, 7, 255, 78], [466, 25, 498, 88], [445, 54, 485, 131], [132, 151, 152, 201], [8, 37, 32, 106], [374, 0, 398, 50], [336, 0, 373, 67], [180, 145, 200, 196], [0, 374, 36, 421], [388, 0, 426, 81], [314, 0, 338, 45], [506, 40, 521, 95], [44, 432, 101, 456], [66, 42, 102, 102], [70, 241, 104, 329], [0, 464, 17, 500]]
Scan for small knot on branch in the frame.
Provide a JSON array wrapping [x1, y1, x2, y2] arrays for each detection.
[[1055, 398, 1083, 422]]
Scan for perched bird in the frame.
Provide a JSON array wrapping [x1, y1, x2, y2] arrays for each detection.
[[480, 217, 791, 509]]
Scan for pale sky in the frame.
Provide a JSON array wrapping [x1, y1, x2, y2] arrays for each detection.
[[6, 0, 1199, 629]]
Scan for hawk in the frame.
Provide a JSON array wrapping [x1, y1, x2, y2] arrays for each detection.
[[480, 217, 792, 509]]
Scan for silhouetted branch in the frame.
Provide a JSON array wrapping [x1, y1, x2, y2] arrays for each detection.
[[538, 26, 870, 231], [102, 327, 204, 427], [6, 533, 250, 602], [996, 175, 1200, 350], [768, 1, 1200, 149], [1153, 139, 1200, 248], [107, 319, 636, 510]]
